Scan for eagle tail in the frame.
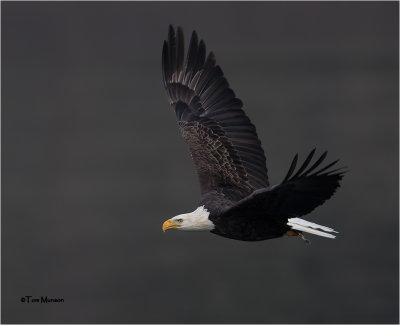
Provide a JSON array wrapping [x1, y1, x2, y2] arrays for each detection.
[[287, 217, 338, 239]]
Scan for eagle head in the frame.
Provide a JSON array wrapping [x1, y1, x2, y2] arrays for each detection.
[[162, 206, 214, 232]]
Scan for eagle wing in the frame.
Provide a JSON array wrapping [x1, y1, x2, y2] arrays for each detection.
[[220, 150, 345, 220], [162, 26, 269, 198]]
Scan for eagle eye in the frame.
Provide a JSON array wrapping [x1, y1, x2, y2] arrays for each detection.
[[176, 218, 183, 223]]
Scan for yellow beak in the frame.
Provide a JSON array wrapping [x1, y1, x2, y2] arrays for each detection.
[[162, 219, 181, 232]]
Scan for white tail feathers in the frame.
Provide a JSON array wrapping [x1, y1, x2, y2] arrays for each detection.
[[287, 217, 339, 239]]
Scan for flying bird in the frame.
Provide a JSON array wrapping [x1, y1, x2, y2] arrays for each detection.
[[161, 26, 345, 242]]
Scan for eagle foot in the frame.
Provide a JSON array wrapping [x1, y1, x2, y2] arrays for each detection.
[[299, 232, 311, 244]]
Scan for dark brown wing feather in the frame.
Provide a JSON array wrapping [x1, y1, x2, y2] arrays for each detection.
[[162, 25, 269, 198], [219, 150, 346, 222], [177, 103, 252, 198]]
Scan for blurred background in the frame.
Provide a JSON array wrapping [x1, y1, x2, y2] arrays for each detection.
[[2, 1, 398, 323]]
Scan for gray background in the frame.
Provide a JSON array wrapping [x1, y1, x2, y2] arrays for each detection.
[[2, 1, 398, 323]]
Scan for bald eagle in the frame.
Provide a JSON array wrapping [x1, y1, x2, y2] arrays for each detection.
[[161, 26, 345, 242]]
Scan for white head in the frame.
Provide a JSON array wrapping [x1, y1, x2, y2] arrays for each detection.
[[162, 206, 214, 232]]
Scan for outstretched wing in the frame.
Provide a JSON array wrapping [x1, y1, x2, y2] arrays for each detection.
[[220, 150, 345, 220], [162, 25, 269, 198]]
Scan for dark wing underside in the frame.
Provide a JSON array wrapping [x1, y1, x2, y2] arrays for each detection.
[[162, 26, 269, 199], [219, 150, 346, 221]]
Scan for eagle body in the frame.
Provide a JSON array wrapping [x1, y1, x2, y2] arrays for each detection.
[[210, 208, 290, 242], [161, 26, 345, 242], [199, 190, 286, 241]]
